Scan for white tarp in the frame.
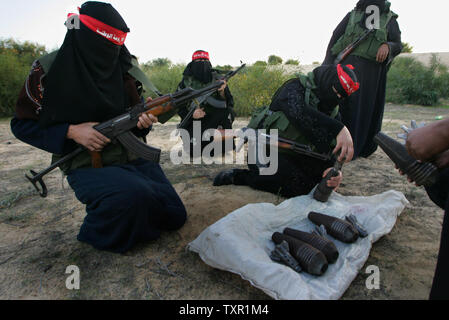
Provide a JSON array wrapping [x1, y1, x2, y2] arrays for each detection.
[[187, 190, 409, 300]]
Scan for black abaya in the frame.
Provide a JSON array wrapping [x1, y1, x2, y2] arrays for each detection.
[[323, 12, 402, 158]]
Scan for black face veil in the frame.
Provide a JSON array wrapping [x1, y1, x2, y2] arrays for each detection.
[[313, 64, 359, 112], [39, 1, 133, 127], [183, 60, 213, 84]]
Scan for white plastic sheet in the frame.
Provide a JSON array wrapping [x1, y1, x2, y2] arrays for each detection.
[[188, 190, 409, 300]]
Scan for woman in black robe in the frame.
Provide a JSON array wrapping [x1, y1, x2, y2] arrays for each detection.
[[10, 1, 187, 253], [323, 0, 402, 158]]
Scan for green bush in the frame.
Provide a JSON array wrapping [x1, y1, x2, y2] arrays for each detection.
[[143, 63, 185, 97], [387, 56, 449, 106], [253, 61, 267, 67], [285, 59, 300, 66], [227, 65, 290, 116], [268, 55, 283, 65], [0, 38, 47, 117]]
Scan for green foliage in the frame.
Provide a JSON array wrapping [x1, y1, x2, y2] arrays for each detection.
[[285, 59, 300, 66], [0, 38, 47, 117], [0, 38, 46, 66], [401, 42, 413, 53], [386, 56, 449, 106], [215, 65, 233, 72], [227, 65, 290, 116], [142, 57, 172, 70], [253, 61, 267, 67], [268, 55, 283, 65], [143, 63, 185, 97]]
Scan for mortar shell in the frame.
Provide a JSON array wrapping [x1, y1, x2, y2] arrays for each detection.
[[374, 132, 438, 187], [284, 228, 339, 264], [308, 212, 359, 243], [272, 232, 328, 276]]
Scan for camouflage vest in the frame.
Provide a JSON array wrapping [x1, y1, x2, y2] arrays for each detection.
[[331, 6, 398, 62], [38, 51, 156, 174], [247, 72, 338, 154]]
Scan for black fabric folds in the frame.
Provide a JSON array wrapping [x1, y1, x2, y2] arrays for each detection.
[[39, 1, 132, 127], [183, 60, 213, 84]]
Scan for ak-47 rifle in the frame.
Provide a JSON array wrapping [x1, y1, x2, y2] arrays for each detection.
[[215, 128, 333, 162], [26, 80, 228, 198], [177, 63, 246, 130], [334, 28, 376, 64]]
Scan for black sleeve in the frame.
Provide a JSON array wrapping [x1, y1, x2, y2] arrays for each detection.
[[10, 117, 77, 155], [270, 79, 344, 153], [386, 18, 403, 59], [176, 79, 191, 119], [323, 12, 351, 65]]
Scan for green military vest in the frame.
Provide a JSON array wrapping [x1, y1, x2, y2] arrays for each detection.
[[38, 51, 158, 174], [247, 72, 338, 154], [331, 4, 398, 62]]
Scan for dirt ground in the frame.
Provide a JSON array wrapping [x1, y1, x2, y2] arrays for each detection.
[[0, 103, 447, 300]]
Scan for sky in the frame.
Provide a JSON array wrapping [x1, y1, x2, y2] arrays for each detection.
[[0, 0, 448, 66]]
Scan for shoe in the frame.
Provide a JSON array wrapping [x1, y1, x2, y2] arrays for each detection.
[[213, 169, 235, 186]]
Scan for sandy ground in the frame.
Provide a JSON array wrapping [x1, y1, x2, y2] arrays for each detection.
[[0, 103, 448, 300]]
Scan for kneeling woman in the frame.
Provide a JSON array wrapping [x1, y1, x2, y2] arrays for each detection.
[[10, 2, 186, 253], [214, 64, 360, 198]]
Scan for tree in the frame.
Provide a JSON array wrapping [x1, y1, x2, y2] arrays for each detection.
[[268, 55, 283, 65], [401, 42, 413, 53]]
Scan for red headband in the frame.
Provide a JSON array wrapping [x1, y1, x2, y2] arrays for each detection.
[[337, 64, 360, 96], [192, 51, 210, 61], [67, 13, 128, 46]]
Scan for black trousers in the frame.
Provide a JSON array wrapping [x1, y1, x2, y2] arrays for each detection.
[[232, 153, 334, 198], [426, 168, 449, 300], [67, 159, 187, 253]]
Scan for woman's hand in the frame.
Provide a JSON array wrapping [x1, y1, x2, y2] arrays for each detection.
[[376, 43, 390, 63], [218, 80, 227, 98], [67, 122, 111, 152], [322, 168, 343, 190], [193, 108, 206, 119], [137, 113, 158, 129], [333, 126, 354, 163]]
